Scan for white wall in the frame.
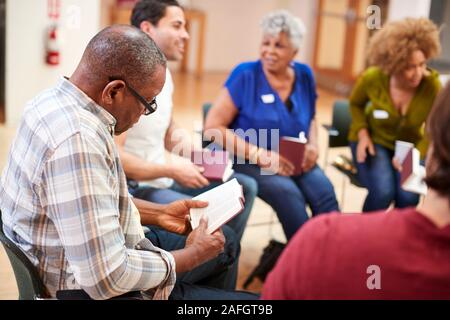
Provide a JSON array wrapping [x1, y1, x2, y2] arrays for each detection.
[[188, 0, 317, 72], [388, 0, 432, 21], [6, 0, 101, 126], [285, 0, 318, 66], [441, 2, 450, 64]]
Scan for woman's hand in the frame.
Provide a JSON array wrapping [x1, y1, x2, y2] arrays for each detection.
[[356, 130, 376, 163], [302, 144, 319, 172], [257, 149, 295, 176]]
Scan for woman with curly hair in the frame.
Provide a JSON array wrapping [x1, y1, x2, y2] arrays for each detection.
[[349, 18, 442, 212]]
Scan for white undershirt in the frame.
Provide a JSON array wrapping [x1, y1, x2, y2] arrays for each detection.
[[124, 68, 174, 189]]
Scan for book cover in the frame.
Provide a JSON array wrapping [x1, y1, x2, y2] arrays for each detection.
[[190, 178, 245, 234], [279, 136, 306, 176], [400, 147, 427, 195], [191, 150, 234, 182], [400, 148, 414, 186], [395, 140, 415, 164]]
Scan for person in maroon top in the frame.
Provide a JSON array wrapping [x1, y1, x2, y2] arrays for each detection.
[[262, 83, 450, 300]]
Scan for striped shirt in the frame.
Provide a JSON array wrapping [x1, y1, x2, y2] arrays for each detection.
[[0, 78, 176, 300]]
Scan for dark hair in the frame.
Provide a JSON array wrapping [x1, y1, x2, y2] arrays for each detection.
[[131, 0, 181, 28], [425, 82, 450, 203]]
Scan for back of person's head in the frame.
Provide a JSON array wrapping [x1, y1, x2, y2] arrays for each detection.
[[79, 24, 166, 88], [425, 83, 450, 204], [366, 18, 441, 75], [260, 10, 306, 50], [131, 0, 181, 28]]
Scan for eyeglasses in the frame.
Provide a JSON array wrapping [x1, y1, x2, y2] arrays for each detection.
[[109, 77, 157, 116]]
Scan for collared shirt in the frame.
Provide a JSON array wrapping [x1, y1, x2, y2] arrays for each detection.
[[225, 60, 317, 150], [124, 68, 174, 189], [0, 78, 176, 300]]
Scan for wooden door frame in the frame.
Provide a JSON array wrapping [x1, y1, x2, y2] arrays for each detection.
[[313, 0, 360, 83], [313, 0, 389, 94]]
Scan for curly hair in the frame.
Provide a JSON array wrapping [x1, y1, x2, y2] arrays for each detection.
[[366, 18, 441, 75], [425, 83, 450, 204]]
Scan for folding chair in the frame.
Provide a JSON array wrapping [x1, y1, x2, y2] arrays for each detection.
[[0, 210, 144, 300], [322, 100, 363, 208], [0, 210, 50, 300]]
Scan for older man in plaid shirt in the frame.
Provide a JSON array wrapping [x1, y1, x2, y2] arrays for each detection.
[[0, 25, 256, 300]]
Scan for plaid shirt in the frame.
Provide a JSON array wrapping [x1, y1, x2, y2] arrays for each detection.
[[0, 78, 175, 300]]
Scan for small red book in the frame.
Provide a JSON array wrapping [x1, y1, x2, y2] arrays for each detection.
[[191, 150, 234, 182], [279, 136, 307, 176], [400, 148, 414, 186], [400, 147, 427, 195]]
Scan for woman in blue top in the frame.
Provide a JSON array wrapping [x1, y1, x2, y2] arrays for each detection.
[[205, 10, 339, 240]]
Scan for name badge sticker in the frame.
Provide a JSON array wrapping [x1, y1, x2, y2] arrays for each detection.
[[373, 110, 389, 120], [261, 94, 275, 104]]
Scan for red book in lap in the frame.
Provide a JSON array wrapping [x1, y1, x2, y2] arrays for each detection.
[[400, 147, 427, 195], [191, 150, 234, 182], [279, 136, 307, 176]]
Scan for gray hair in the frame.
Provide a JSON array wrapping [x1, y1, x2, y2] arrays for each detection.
[[260, 10, 306, 49], [81, 25, 167, 88]]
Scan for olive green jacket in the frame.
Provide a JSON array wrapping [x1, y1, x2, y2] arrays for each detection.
[[348, 66, 441, 158]]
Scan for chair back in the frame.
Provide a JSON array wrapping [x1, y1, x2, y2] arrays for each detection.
[[0, 210, 49, 300], [329, 100, 352, 148]]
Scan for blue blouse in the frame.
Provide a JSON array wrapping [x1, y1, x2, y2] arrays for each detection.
[[225, 60, 317, 150]]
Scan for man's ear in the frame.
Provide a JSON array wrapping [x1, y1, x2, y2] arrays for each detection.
[[102, 81, 126, 106], [140, 20, 157, 37]]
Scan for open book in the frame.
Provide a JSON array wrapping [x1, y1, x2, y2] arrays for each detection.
[[398, 143, 427, 195], [191, 150, 234, 182], [279, 132, 307, 176], [189, 178, 244, 234]]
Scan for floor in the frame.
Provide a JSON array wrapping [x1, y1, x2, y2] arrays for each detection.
[[0, 71, 367, 299]]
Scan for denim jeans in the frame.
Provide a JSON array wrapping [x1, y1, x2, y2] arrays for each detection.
[[146, 226, 259, 300], [350, 142, 420, 212], [169, 281, 259, 300], [146, 225, 238, 290], [131, 173, 258, 242], [129, 173, 258, 291], [233, 164, 339, 240]]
